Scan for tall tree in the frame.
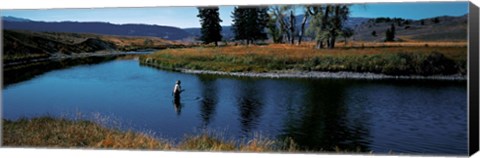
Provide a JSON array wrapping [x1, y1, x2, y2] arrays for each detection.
[[255, 7, 270, 41], [267, 7, 283, 43], [306, 5, 325, 49], [298, 7, 310, 45], [268, 6, 297, 44], [286, 6, 296, 44], [232, 7, 247, 43], [307, 4, 350, 49], [269, 6, 288, 43], [232, 6, 269, 45], [328, 5, 349, 48], [197, 7, 222, 46]]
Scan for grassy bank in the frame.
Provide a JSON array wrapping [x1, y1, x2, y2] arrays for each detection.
[[3, 30, 186, 64], [140, 44, 467, 76], [2, 117, 298, 152]]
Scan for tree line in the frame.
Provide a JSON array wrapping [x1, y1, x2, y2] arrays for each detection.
[[197, 5, 354, 49]]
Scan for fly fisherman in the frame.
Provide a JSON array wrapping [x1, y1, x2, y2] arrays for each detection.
[[172, 80, 184, 100]]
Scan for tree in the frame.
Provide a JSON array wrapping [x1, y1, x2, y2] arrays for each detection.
[[371, 30, 377, 37], [327, 5, 350, 48], [232, 6, 269, 45], [306, 4, 350, 49], [341, 27, 354, 45], [255, 7, 270, 41], [385, 23, 395, 42], [232, 7, 247, 42], [306, 5, 329, 49], [197, 7, 223, 46], [287, 6, 296, 44], [266, 10, 283, 43], [420, 19, 425, 25], [269, 6, 290, 44], [432, 17, 440, 24], [298, 7, 310, 45]]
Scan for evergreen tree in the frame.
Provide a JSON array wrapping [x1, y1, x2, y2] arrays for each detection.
[[197, 7, 222, 46], [255, 7, 270, 41], [385, 23, 396, 42], [232, 6, 269, 45], [232, 7, 247, 42]]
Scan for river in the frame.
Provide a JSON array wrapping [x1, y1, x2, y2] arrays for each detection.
[[2, 57, 468, 155]]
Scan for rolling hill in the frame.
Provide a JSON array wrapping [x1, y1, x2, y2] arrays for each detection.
[[2, 18, 192, 41]]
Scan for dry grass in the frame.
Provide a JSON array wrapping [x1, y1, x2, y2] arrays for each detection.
[[2, 117, 298, 152], [2, 117, 172, 150], [141, 43, 467, 76], [99, 35, 185, 50]]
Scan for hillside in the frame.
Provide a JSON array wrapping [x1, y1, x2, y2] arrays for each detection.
[[2, 19, 192, 41], [2, 30, 185, 64], [351, 15, 468, 42]]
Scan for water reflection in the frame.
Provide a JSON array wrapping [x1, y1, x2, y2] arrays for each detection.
[[280, 79, 370, 151], [173, 96, 182, 116], [235, 80, 265, 136], [198, 75, 218, 128], [3, 56, 117, 87]]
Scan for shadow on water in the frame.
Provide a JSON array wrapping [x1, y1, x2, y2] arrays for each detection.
[[197, 75, 218, 128], [3, 56, 117, 87], [279, 79, 370, 152], [235, 80, 265, 137]]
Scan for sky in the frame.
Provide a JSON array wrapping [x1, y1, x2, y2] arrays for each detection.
[[0, 2, 469, 28]]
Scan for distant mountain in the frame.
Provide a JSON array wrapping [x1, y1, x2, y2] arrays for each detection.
[[2, 16, 32, 22], [2, 17, 191, 41], [183, 26, 234, 40]]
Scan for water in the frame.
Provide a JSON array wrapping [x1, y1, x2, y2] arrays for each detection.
[[2, 58, 468, 155]]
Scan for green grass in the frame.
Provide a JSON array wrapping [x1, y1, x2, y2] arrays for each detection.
[[140, 45, 467, 76], [2, 117, 299, 152]]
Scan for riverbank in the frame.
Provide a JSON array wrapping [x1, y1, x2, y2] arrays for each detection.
[[2, 117, 300, 152], [140, 44, 467, 80], [3, 50, 155, 68], [158, 68, 467, 80]]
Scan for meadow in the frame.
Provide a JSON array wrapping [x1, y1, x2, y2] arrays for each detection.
[[141, 43, 467, 76]]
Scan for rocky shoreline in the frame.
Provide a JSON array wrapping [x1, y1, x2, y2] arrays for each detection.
[[141, 62, 466, 80], [182, 69, 466, 80]]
